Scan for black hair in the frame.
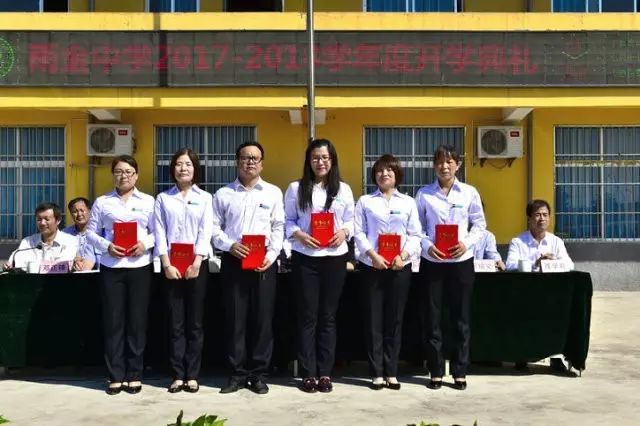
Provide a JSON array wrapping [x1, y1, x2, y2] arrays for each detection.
[[433, 144, 461, 164], [111, 155, 138, 173], [298, 138, 341, 212], [67, 197, 91, 212], [169, 148, 201, 185], [526, 199, 551, 217], [35, 202, 62, 221], [235, 141, 265, 160], [371, 154, 404, 187]]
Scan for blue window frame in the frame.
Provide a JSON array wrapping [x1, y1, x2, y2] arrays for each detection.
[[366, 0, 461, 12], [363, 127, 465, 196], [0, 0, 41, 11], [0, 127, 65, 241], [155, 125, 256, 196], [148, 0, 199, 12], [553, 0, 637, 11], [555, 127, 640, 240]]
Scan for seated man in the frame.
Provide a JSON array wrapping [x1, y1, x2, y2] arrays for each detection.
[[505, 199, 575, 373], [3, 202, 78, 272], [62, 197, 97, 271], [473, 229, 506, 271]]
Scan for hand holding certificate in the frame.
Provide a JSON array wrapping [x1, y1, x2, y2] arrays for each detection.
[[113, 222, 137, 255], [311, 212, 334, 247], [170, 243, 195, 277], [434, 224, 459, 259], [241, 234, 266, 270], [378, 234, 401, 264]]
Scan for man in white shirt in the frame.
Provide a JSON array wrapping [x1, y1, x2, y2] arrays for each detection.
[[212, 141, 285, 395], [62, 197, 97, 271], [505, 199, 575, 374], [505, 199, 574, 272], [3, 202, 78, 272]]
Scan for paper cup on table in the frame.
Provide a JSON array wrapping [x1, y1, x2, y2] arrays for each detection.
[[518, 259, 532, 272]]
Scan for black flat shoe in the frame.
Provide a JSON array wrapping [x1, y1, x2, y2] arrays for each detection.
[[317, 377, 333, 393], [168, 381, 183, 393], [124, 382, 142, 394], [453, 379, 467, 391], [106, 384, 122, 395], [387, 382, 401, 390], [248, 379, 269, 395], [426, 379, 442, 390], [370, 382, 384, 390], [183, 381, 199, 393], [220, 379, 245, 394], [300, 377, 317, 393]]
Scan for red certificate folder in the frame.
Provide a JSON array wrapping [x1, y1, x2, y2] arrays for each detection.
[[311, 212, 334, 247], [113, 221, 137, 254], [170, 243, 195, 277], [378, 234, 401, 264], [435, 224, 458, 259], [241, 234, 266, 270]]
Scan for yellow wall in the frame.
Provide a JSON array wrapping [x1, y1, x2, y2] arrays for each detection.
[[70, 0, 89, 12], [286, 0, 362, 12], [94, 0, 145, 12], [201, 0, 224, 12], [531, 0, 551, 12]]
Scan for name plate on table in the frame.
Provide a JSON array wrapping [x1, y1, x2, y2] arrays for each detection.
[[474, 259, 497, 272], [39, 261, 71, 274], [540, 259, 570, 273]]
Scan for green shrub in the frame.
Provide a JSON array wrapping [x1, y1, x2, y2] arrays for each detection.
[[167, 410, 226, 426]]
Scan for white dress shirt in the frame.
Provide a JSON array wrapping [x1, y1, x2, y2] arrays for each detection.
[[354, 189, 423, 267], [86, 188, 156, 268], [154, 184, 214, 258], [284, 180, 355, 257], [212, 177, 285, 264], [415, 178, 486, 263], [473, 229, 502, 262], [505, 230, 574, 271], [62, 225, 97, 263], [9, 230, 79, 270]]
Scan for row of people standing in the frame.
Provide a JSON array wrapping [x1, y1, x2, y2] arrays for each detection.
[[72, 138, 485, 395]]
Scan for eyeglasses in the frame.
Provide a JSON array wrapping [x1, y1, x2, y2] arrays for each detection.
[[113, 169, 136, 177], [238, 155, 262, 164], [311, 156, 331, 163]]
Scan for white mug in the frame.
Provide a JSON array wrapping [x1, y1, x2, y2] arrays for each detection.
[[518, 259, 532, 272]]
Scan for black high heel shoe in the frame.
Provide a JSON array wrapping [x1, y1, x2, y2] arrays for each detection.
[[426, 379, 442, 390], [453, 379, 467, 391], [168, 380, 183, 393], [124, 381, 142, 394], [183, 380, 200, 393]]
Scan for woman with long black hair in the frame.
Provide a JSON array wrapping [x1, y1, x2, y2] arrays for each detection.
[[284, 138, 354, 393], [415, 145, 486, 391]]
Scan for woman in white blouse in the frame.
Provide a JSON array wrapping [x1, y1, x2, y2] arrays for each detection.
[[415, 145, 486, 391], [284, 138, 354, 393], [354, 154, 422, 390], [86, 155, 156, 395], [154, 148, 213, 394]]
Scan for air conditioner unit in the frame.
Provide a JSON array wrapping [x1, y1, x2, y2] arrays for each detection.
[[87, 124, 133, 157], [477, 126, 523, 159]]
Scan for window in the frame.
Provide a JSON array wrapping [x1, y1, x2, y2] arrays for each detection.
[[553, 0, 636, 12], [155, 126, 256, 196], [366, 0, 462, 12], [0, 127, 65, 241], [0, 0, 68, 11], [363, 127, 465, 196], [225, 0, 283, 11], [148, 0, 199, 12], [555, 127, 640, 240]]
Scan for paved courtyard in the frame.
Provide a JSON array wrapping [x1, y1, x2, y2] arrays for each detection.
[[1, 292, 639, 425]]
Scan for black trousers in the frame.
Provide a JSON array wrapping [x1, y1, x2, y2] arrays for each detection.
[[421, 257, 475, 379], [165, 262, 208, 381], [292, 252, 347, 378], [220, 253, 276, 382], [99, 264, 152, 383], [361, 263, 412, 378]]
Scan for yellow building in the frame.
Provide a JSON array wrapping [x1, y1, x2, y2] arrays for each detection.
[[1, 0, 639, 283]]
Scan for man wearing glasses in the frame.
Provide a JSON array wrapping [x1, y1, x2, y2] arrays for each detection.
[[212, 141, 285, 395]]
